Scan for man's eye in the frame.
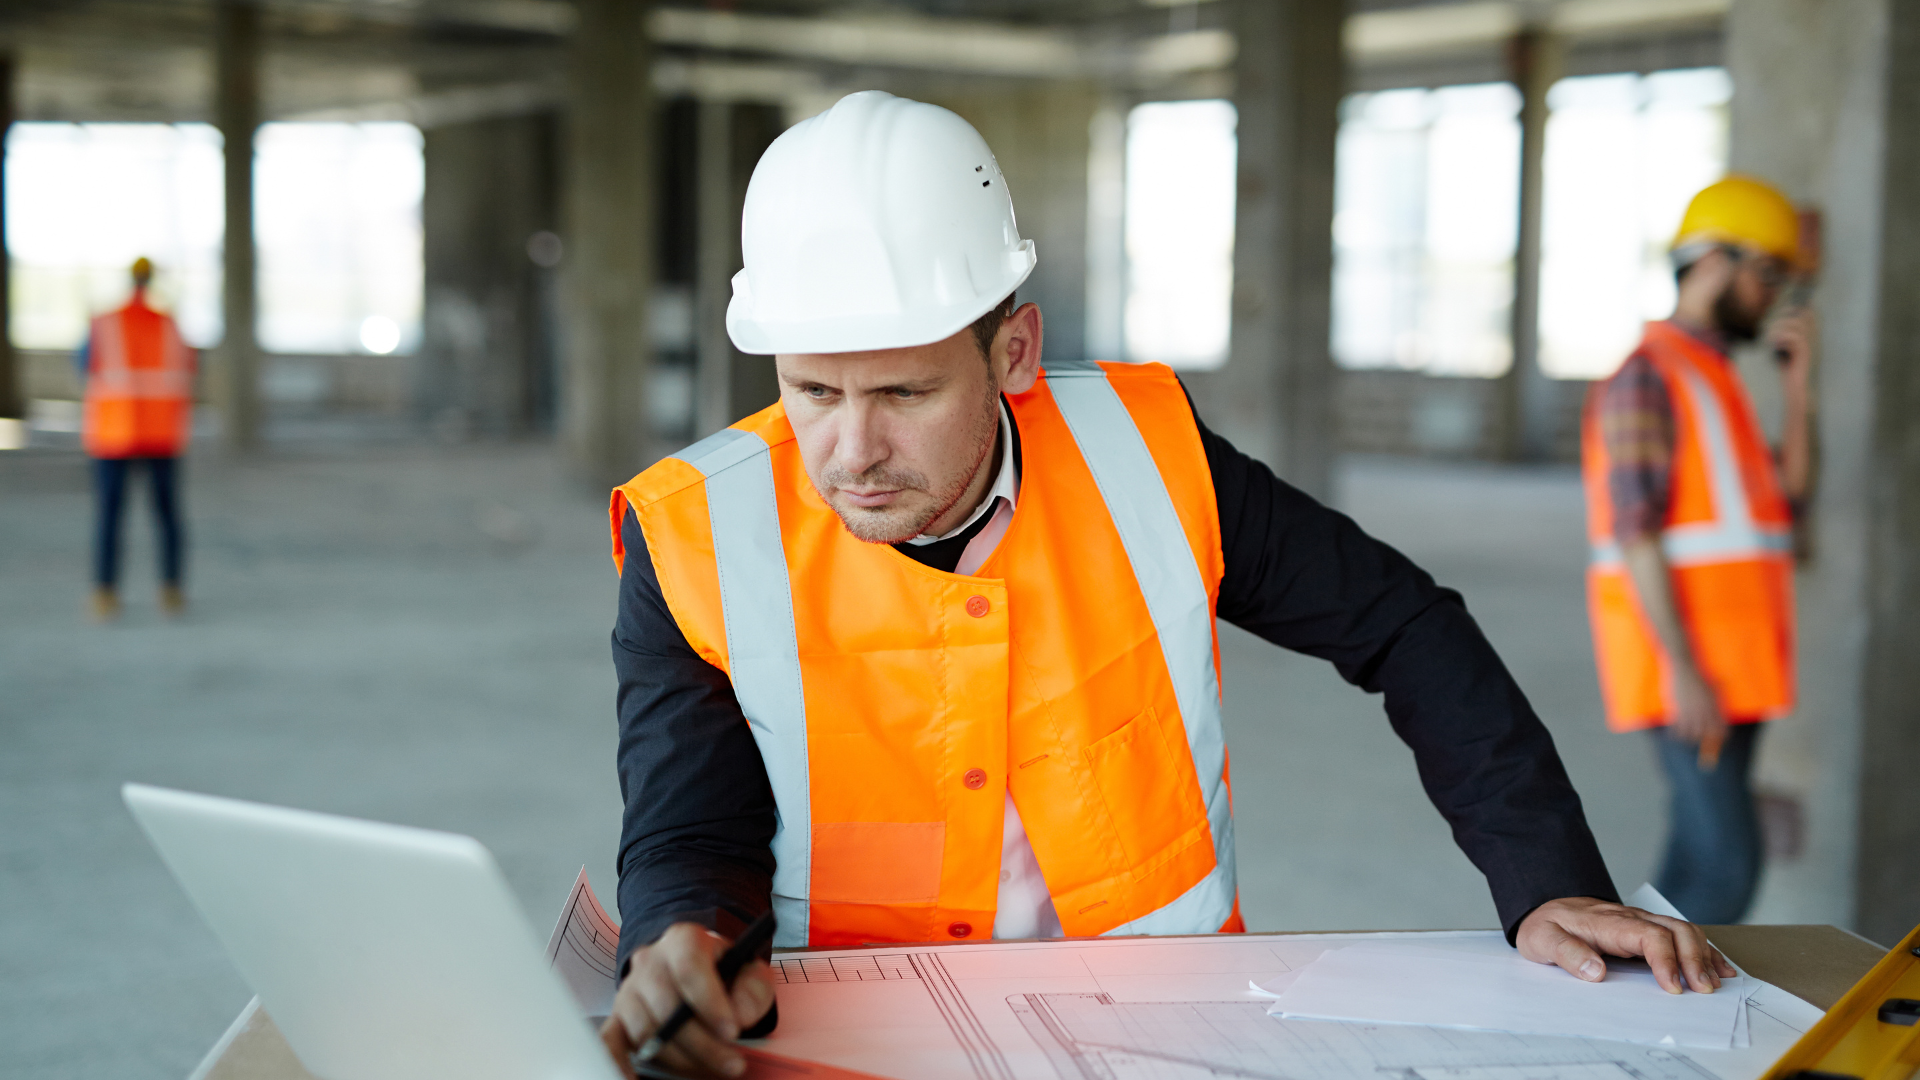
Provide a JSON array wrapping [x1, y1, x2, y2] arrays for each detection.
[[805, 386, 831, 399]]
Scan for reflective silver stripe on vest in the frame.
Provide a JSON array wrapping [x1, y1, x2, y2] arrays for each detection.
[[89, 315, 129, 392], [1589, 526, 1793, 568], [673, 427, 813, 947], [1045, 360, 1236, 936], [89, 312, 192, 398], [1589, 361, 1790, 570]]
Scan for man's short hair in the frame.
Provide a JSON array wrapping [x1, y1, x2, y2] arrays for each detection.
[[969, 293, 1017, 361]]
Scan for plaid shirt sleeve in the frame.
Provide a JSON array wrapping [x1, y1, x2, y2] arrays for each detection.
[[1595, 351, 1674, 542]]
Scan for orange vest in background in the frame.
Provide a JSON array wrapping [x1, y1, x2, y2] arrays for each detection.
[[1581, 321, 1795, 732], [83, 297, 195, 459], [611, 361, 1241, 949]]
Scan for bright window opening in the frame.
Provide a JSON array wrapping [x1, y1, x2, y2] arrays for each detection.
[[6, 121, 423, 357], [1331, 83, 1521, 377], [1537, 68, 1730, 379], [1123, 99, 1237, 370], [254, 122, 422, 355], [6, 123, 224, 350]]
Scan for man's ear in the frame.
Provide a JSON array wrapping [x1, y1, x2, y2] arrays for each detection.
[[996, 302, 1044, 394]]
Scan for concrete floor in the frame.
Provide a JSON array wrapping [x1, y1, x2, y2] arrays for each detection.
[[0, 440, 1667, 1080]]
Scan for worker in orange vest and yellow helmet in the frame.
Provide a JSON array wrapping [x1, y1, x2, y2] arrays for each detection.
[[1581, 176, 1813, 925], [602, 91, 1734, 1079], [79, 257, 196, 621]]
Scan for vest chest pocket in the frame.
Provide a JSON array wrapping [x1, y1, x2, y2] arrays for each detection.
[[1083, 706, 1204, 870]]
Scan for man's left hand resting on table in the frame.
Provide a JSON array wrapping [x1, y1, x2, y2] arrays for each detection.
[[1519, 897, 1736, 993]]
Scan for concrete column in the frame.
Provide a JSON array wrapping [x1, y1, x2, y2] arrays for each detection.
[[725, 103, 786, 422], [214, 0, 261, 450], [1498, 26, 1563, 462], [1196, 0, 1342, 501], [420, 113, 559, 438], [1729, 0, 1920, 944], [694, 99, 734, 437], [560, 0, 656, 485], [1083, 101, 1126, 363], [0, 52, 19, 424], [1851, 1, 1920, 947]]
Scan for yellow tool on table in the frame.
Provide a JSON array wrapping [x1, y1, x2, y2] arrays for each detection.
[[1764, 923, 1920, 1080]]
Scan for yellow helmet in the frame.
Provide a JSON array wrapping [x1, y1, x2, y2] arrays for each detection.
[[130, 256, 154, 281], [1672, 175, 1799, 263]]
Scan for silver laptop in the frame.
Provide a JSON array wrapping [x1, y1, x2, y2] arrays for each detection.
[[123, 783, 621, 1080]]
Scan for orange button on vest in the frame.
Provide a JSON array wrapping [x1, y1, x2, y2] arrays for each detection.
[[611, 361, 1244, 948], [1581, 321, 1795, 731], [83, 298, 195, 460]]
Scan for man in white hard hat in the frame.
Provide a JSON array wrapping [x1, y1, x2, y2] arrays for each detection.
[[601, 91, 1732, 1078]]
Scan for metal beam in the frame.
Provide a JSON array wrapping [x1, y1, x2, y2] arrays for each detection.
[[1347, 0, 1727, 61], [647, 8, 1234, 81]]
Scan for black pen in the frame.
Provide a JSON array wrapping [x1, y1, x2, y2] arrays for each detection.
[[636, 909, 778, 1065]]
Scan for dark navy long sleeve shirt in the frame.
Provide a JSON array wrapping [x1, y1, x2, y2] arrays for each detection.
[[610, 396, 1617, 972]]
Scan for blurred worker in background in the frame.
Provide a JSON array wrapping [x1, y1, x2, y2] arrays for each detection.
[[1581, 176, 1814, 924], [77, 257, 196, 621], [605, 91, 1732, 1080]]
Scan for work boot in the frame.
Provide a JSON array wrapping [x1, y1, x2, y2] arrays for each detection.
[[160, 583, 187, 618], [90, 587, 120, 623]]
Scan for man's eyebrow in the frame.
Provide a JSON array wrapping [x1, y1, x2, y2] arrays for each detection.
[[777, 373, 943, 393], [866, 377, 944, 394]]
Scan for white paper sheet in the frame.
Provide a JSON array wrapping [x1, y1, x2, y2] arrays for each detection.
[[531, 873, 1821, 1080], [1623, 881, 1810, 1050], [543, 867, 621, 1018], [751, 930, 1818, 1080], [1628, 883, 1691, 923], [1264, 938, 1751, 1049]]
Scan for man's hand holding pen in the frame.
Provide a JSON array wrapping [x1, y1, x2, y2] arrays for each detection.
[[602, 919, 777, 1079]]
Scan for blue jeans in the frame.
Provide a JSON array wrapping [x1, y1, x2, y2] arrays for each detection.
[[93, 457, 183, 588], [1650, 722, 1763, 924]]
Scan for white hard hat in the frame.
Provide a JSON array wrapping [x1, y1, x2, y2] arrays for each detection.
[[726, 90, 1038, 356]]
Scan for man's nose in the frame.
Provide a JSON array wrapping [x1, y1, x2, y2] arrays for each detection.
[[834, 401, 889, 477]]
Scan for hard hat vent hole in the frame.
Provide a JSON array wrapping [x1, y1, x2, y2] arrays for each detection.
[[982, 180, 990, 187], [975, 166, 984, 172]]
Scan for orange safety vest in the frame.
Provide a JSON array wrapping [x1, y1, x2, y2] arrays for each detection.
[[1581, 321, 1795, 732], [611, 361, 1241, 949], [83, 297, 195, 459]]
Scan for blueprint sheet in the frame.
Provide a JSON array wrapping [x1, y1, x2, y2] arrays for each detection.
[[748, 932, 1822, 1080], [543, 867, 622, 1018]]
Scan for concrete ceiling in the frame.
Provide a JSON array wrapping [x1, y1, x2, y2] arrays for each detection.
[[0, 0, 1724, 124]]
